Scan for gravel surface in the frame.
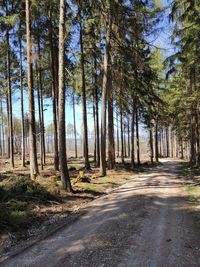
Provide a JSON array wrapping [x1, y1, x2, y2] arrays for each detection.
[[0, 159, 200, 267]]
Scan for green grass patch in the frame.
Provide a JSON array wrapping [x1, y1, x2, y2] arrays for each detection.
[[186, 185, 200, 204]]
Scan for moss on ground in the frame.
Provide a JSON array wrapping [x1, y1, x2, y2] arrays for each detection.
[[0, 175, 58, 233]]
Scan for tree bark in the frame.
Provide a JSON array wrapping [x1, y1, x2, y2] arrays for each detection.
[[195, 112, 200, 165], [79, 12, 90, 170], [58, 0, 72, 191], [124, 121, 127, 158], [189, 71, 196, 165], [127, 117, 130, 158], [6, 22, 14, 168], [108, 77, 115, 169], [120, 105, 124, 164], [135, 105, 140, 165], [116, 111, 119, 158], [36, 63, 43, 170], [72, 92, 78, 158], [166, 127, 169, 157], [94, 57, 100, 167], [26, 0, 39, 178], [100, 1, 111, 176], [49, 6, 59, 171], [92, 89, 97, 163], [149, 127, 154, 164], [0, 99, 4, 158], [131, 103, 135, 167], [155, 117, 159, 162], [19, 24, 25, 167]]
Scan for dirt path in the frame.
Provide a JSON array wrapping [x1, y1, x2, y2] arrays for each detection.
[[1, 159, 200, 267]]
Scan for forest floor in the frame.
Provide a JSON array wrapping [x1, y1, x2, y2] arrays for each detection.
[[0, 156, 151, 261], [0, 159, 200, 266]]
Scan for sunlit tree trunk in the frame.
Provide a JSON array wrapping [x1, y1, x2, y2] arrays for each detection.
[[124, 122, 126, 158], [100, 1, 111, 176], [93, 89, 96, 163], [149, 127, 154, 164], [116, 111, 119, 158], [131, 103, 135, 167], [108, 78, 115, 169], [0, 99, 5, 157], [94, 57, 100, 167], [166, 127, 169, 157], [155, 117, 159, 162], [49, 6, 59, 171], [5, 97, 9, 158], [72, 92, 77, 158], [58, 0, 72, 191], [135, 105, 140, 165], [36, 63, 43, 170], [79, 9, 90, 170], [127, 117, 130, 158], [6, 6, 14, 168], [26, 0, 39, 178], [120, 105, 124, 164]]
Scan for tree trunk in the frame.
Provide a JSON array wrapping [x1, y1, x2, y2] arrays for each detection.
[[135, 105, 140, 165], [149, 127, 154, 164], [195, 112, 200, 165], [166, 127, 169, 157], [108, 77, 115, 169], [6, 96, 10, 158], [0, 99, 5, 158], [49, 7, 59, 171], [116, 111, 119, 158], [94, 57, 100, 167], [170, 129, 173, 158], [26, 0, 39, 178], [19, 27, 25, 167], [131, 104, 135, 167], [58, 0, 72, 191], [92, 89, 96, 163], [72, 92, 78, 158], [180, 138, 184, 159], [6, 26, 14, 168], [100, 2, 111, 176], [189, 71, 196, 165], [79, 16, 90, 170], [40, 70, 46, 166], [0, 109, 1, 157], [36, 63, 43, 170], [120, 106, 124, 164], [127, 117, 130, 158], [124, 121, 127, 158], [154, 118, 159, 162]]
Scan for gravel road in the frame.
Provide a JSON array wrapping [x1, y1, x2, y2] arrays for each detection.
[[1, 159, 200, 267]]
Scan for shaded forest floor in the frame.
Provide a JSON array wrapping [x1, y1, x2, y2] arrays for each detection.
[[0, 155, 153, 259]]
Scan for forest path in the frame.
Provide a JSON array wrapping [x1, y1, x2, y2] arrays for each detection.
[[1, 159, 200, 267]]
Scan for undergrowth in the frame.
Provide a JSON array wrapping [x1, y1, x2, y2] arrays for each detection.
[[0, 175, 58, 233]]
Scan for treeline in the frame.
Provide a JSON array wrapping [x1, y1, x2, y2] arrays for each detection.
[[0, 0, 183, 191], [162, 0, 200, 165]]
